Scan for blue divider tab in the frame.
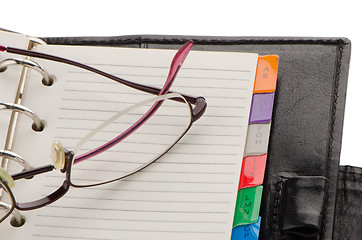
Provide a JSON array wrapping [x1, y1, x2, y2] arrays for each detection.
[[231, 217, 261, 240]]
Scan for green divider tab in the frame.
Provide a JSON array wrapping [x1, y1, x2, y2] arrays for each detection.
[[233, 185, 263, 227]]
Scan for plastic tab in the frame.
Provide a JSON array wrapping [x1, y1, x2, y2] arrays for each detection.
[[239, 154, 267, 189], [231, 217, 261, 240], [249, 92, 275, 124], [253, 55, 279, 94], [244, 123, 271, 156], [233, 186, 263, 227]]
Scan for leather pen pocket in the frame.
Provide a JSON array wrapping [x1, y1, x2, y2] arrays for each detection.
[[273, 176, 328, 239]]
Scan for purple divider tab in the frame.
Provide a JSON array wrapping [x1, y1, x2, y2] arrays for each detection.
[[249, 92, 275, 124]]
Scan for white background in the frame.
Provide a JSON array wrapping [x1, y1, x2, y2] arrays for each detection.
[[0, 0, 360, 167]]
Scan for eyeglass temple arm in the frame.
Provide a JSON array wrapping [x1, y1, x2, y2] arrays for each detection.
[[11, 164, 55, 181], [0, 44, 200, 104], [0, 43, 206, 121]]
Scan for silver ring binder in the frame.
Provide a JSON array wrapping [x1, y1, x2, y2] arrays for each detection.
[[0, 103, 44, 131], [0, 201, 25, 227], [0, 150, 31, 171], [0, 58, 54, 86], [1, 40, 48, 182]]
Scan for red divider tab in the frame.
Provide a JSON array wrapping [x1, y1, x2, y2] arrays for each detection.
[[239, 154, 267, 189]]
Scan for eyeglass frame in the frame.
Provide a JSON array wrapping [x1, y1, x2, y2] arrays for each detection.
[[0, 40, 207, 220], [0, 178, 15, 223]]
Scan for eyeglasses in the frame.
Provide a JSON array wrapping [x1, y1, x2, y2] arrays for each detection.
[[0, 41, 207, 226]]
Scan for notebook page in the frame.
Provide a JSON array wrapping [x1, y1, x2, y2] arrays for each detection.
[[0, 44, 258, 240]]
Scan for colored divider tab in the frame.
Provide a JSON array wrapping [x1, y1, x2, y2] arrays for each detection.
[[244, 123, 271, 156], [231, 217, 261, 240], [249, 92, 275, 124], [233, 186, 263, 227], [253, 55, 279, 94], [239, 154, 267, 189]]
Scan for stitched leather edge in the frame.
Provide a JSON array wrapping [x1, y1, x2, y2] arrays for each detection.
[[41, 35, 350, 47], [321, 40, 351, 240], [320, 41, 344, 239], [272, 177, 286, 237]]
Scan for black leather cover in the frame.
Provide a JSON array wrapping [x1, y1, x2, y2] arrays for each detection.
[[36, 35, 360, 240], [334, 166, 362, 240]]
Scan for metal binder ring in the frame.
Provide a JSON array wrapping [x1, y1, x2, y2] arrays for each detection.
[[0, 103, 44, 131], [0, 58, 54, 86], [0, 150, 31, 171], [0, 201, 26, 227]]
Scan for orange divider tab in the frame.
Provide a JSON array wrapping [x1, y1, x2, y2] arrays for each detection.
[[253, 55, 279, 93]]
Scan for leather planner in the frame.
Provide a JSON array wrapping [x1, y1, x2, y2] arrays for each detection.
[[2, 30, 361, 240]]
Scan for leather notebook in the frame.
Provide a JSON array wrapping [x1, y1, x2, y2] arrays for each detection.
[[43, 35, 356, 240], [1, 31, 360, 240]]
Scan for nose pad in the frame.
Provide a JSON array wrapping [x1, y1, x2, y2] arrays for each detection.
[[52, 141, 65, 171]]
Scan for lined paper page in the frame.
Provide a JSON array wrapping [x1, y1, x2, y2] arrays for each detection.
[[0, 44, 258, 240]]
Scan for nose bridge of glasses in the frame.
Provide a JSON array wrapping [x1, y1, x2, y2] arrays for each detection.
[[15, 180, 69, 211]]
